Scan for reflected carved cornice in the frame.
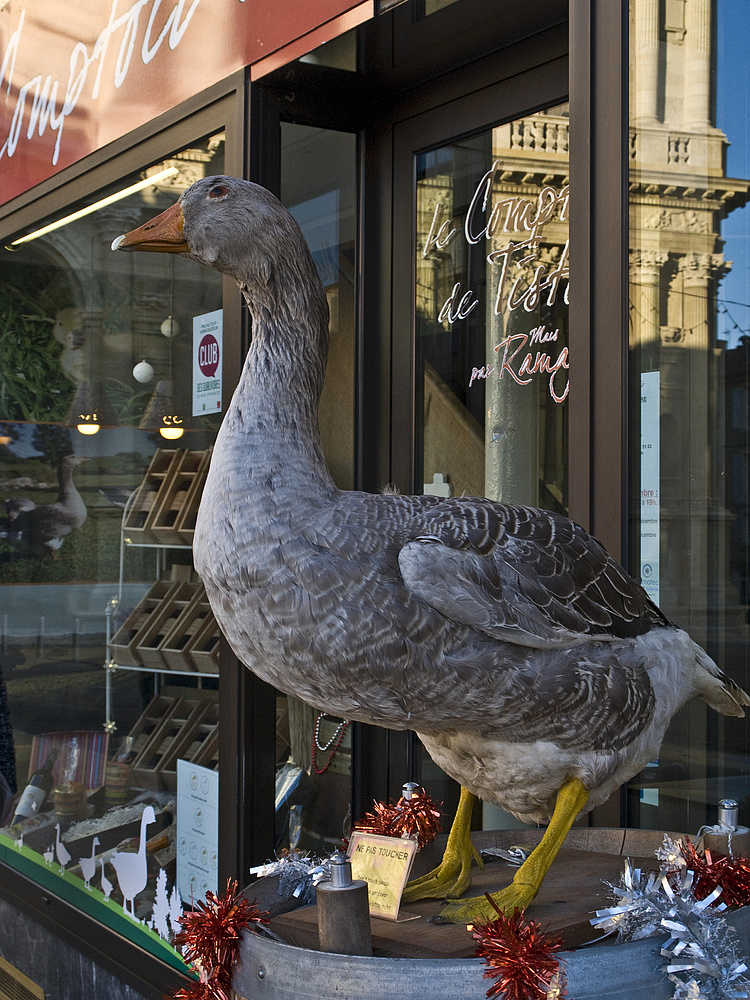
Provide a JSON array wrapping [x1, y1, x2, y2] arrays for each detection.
[[641, 208, 710, 233], [629, 171, 750, 213]]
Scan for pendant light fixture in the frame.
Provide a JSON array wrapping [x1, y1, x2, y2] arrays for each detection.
[[64, 380, 117, 435], [138, 262, 185, 439], [63, 310, 116, 435], [138, 376, 184, 439]]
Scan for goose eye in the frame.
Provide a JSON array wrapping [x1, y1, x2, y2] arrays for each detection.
[[208, 184, 228, 200]]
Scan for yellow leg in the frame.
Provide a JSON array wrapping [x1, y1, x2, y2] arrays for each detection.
[[437, 777, 590, 924], [401, 787, 483, 902]]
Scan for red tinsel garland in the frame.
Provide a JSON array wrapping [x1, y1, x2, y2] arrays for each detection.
[[472, 899, 565, 1000], [678, 838, 750, 909], [353, 787, 442, 849], [171, 878, 269, 1000]]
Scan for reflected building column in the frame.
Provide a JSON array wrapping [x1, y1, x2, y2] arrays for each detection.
[[630, 248, 668, 370], [632, 0, 661, 124], [667, 251, 727, 636], [684, 0, 711, 128]]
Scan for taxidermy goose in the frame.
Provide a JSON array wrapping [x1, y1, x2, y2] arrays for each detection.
[[3, 455, 88, 558], [112, 176, 750, 924]]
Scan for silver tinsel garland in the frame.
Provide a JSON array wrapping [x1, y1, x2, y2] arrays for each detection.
[[249, 850, 333, 905], [591, 838, 750, 999]]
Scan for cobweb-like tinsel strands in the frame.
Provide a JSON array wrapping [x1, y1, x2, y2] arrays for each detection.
[[353, 788, 442, 849], [472, 899, 565, 1000]]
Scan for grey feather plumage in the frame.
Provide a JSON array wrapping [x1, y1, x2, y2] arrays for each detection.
[[118, 176, 750, 827]]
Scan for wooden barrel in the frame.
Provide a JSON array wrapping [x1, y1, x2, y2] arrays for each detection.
[[233, 928, 724, 1000], [232, 829, 750, 1000]]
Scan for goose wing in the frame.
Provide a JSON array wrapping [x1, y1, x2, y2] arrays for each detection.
[[399, 500, 668, 650]]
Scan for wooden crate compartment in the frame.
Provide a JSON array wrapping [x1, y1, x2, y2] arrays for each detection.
[[176, 448, 212, 545], [187, 613, 220, 674], [192, 731, 219, 772], [121, 448, 184, 544], [135, 699, 209, 778], [159, 586, 213, 672], [179, 704, 219, 770], [109, 579, 181, 667], [133, 581, 198, 669], [150, 450, 207, 546], [127, 695, 186, 768]]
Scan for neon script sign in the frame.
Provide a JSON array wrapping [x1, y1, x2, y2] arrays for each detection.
[[0, 0, 201, 167], [423, 161, 570, 403]]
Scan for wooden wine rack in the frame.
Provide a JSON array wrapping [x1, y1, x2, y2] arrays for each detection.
[[128, 696, 219, 790], [111, 579, 219, 674], [121, 447, 212, 545]]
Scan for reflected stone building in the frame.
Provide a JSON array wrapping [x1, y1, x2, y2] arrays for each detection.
[[629, 0, 750, 643]]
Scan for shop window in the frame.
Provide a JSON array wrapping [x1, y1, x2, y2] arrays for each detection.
[[413, 106, 569, 824], [628, 0, 750, 832], [416, 106, 570, 512], [0, 132, 224, 970], [273, 124, 357, 855]]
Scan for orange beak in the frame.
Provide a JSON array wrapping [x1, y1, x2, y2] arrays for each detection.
[[111, 200, 189, 253]]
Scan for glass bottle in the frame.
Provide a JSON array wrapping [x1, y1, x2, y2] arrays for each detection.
[[11, 748, 59, 824]]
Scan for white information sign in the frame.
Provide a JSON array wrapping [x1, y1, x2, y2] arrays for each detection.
[[193, 309, 223, 416], [176, 759, 219, 906], [640, 371, 660, 604]]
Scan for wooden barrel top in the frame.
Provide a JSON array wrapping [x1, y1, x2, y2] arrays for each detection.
[[267, 827, 749, 959]]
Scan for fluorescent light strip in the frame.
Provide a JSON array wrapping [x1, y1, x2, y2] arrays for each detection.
[[8, 167, 180, 248]]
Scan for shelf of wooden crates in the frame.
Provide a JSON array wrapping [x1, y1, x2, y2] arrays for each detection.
[[120, 447, 211, 546], [128, 695, 219, 790], [109, 577, 219, 675]]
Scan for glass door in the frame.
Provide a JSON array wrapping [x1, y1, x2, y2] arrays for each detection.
[[388, 54, 569, 829], [416, 107, 570, 513], [627, 0, 750, 834]]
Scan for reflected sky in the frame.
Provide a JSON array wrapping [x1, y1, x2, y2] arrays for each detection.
[[717, 0, 750, 345]]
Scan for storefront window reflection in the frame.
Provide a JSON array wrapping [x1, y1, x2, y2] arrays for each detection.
[[0, 134, 224, 968], [416, 106, 569, 514], [415, 106, 569, 825], [629, 0, 750, 832]]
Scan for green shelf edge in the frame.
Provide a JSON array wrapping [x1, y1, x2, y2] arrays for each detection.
[[0, 833, 194, 977]]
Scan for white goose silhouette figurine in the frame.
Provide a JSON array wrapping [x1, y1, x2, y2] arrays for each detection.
[[100, 858, 113, 900], [110, 805, 155, 920], [54, 823, 71, 874], [79, 836, 100, 890]]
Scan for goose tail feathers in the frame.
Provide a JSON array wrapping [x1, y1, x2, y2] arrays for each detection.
[[695, 647, 750, 718]]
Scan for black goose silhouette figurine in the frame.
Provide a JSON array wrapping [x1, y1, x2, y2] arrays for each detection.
[[112, 176, 750, 923]]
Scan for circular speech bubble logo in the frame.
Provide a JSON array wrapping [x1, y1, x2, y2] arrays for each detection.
[[198, 334, 219, 378]]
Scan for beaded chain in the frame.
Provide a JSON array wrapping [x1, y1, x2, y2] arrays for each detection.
[[311, 713, 350, 775]]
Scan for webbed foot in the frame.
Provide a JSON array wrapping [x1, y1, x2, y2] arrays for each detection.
[[435, 879, 537, 924], [401, 838, 482, 902], [435, 777, 589, 925], [402, 786, 481, 903]]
